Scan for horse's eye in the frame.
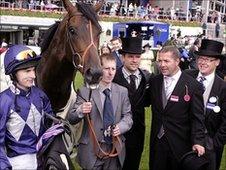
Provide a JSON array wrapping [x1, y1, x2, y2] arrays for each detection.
[[69, 27, 76, 35]]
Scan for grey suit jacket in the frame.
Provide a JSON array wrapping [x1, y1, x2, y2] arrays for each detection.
[[68, 82, 133, 169]]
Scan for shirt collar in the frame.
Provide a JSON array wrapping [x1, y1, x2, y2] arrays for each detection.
[[10, 84, 31, 96], [122, 67, 140, 79], [197, 71, 215, 82], [164, 69, 182, 81], [99, 82, 112, 93]]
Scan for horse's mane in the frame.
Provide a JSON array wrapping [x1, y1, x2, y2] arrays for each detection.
[[40, 3, 101, 54], [76, 2, 101, 31], [40, 21, 60, 53]]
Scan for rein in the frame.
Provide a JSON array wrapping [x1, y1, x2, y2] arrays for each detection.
[[86, 113, 123, 159]]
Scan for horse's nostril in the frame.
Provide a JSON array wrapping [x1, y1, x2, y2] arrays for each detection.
[[84, 68, 103, 87]]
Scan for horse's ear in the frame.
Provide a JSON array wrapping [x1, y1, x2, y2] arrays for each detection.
[[62, 0, 77, 14], [93, 0, 104, 12]]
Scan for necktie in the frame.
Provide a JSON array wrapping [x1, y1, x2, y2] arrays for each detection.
[[199, 76, 206, 91], [103, 88, 114, 144], [129, 75, 137, 92], [164, 76, 173, 99]]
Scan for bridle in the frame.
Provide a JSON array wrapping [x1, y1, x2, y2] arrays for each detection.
[[66, 13, 122, 159], [66, 14, 98, 72]]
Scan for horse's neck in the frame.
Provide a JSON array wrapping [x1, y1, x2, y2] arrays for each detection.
[[37, 48, 75, 110], [39, 24, 72, 85]]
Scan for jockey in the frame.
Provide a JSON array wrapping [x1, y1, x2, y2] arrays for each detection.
[[0, 45, 54, 169]]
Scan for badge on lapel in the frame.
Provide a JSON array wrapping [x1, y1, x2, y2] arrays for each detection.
[[209, 96, 217, 103], [184, 85, 190, 102], [213, 106, 220, 113], [170, 95, 179, 102], [206, 96, 220, 113]]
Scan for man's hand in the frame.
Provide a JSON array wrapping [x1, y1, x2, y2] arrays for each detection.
[[81, 102, 92, 114], [192, 144, 205, 156], [112, 124, 121, 136]]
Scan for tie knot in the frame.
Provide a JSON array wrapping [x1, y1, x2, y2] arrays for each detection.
[[130, 74, 136, 81], [103, 88, 111, 97], [199, 76, 206, 82]]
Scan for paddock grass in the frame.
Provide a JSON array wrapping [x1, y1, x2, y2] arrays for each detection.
[[73, 74, 226, 169]]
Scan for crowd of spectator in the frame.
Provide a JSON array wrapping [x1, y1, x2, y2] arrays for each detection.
[[100, 2, 193, 21], [1, 0, 226, 23]]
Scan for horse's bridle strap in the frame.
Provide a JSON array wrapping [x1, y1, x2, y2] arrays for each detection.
[[67, 17, 97, 72], [81, 21, 96, 63]]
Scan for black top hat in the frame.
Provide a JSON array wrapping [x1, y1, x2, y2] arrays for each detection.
[[180, 151, 209, 170], [194, 39, 224, 59], [143, 43, 151, 48], [119, 37, 142, 54]]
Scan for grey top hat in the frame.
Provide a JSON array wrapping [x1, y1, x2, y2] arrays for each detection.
[[194, 39, 224, 59], [119, 37, 143, 54]]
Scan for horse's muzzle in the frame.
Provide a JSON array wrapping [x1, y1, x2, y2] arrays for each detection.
[[84, 67, 103, 89]]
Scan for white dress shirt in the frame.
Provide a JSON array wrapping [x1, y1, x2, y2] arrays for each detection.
[[164, 70, 182, 99], [197, 72, 215, 106]]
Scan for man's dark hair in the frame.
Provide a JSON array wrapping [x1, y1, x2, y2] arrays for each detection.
[[158, 45, 180, 59]]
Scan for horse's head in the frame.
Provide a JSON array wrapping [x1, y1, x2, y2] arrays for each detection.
[[37, 1, 104, 110], [62, 0, 103, 87]]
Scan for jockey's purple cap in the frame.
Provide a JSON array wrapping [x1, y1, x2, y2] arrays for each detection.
[[4, 45, 41, 75]]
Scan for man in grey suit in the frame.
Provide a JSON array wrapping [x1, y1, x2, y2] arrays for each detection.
[[68, 53, 133, 169]]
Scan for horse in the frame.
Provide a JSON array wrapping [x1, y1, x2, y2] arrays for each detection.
[[36, 0, 103, 113]]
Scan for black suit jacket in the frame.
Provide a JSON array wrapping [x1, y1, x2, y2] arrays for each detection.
[[186, 69, 226, 148], [113, 67, 152, 147], [148, 72, 206, 162]]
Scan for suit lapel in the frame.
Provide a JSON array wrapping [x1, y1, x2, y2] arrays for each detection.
[[154, 75, 164, 110], [115, 68, 130, 87], [111, 84, 119, 118], [92, 89, 103, 119], [190, 70, 199, 79], [205, 76, 221, 116], [157, 75, 166, 109], [162, 84, 167, 109]]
